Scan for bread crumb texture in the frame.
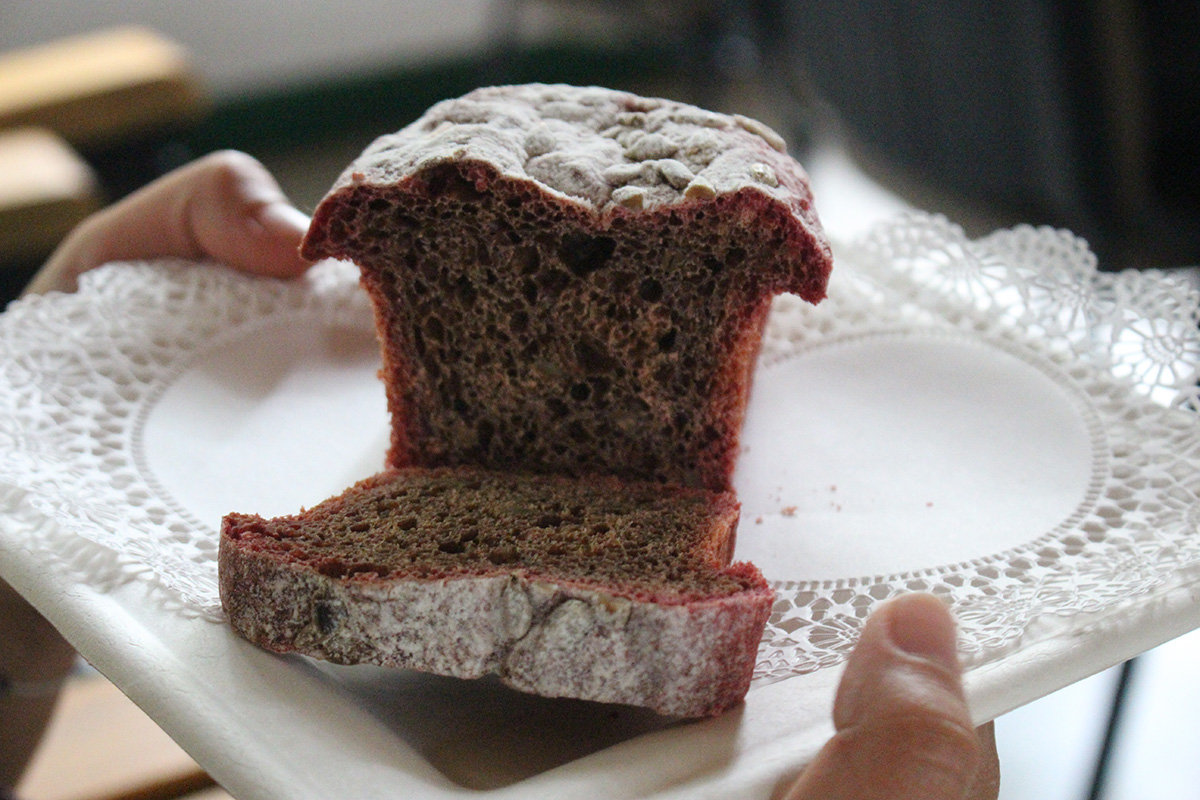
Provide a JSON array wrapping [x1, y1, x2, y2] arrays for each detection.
[[223, 468, 754, 602]]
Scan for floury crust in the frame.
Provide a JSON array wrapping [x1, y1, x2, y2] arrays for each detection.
[[219, 535, 773, 718]]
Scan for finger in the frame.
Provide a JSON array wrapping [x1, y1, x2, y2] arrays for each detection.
[[171, 150, 313, 278], [782, 593, 989, 800], [26, 150, 311, 296]]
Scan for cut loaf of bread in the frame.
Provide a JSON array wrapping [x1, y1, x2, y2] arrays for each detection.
[[222, 84, 835, 716], [301, 83, 833, 493], [219, 467, 774, 718]]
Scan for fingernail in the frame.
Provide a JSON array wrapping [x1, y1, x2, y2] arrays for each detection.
[[885, 593, 961, 673]]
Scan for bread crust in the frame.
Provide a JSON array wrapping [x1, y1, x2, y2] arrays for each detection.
[[302, 83, 830, 265], [219, 514, 773, 718]]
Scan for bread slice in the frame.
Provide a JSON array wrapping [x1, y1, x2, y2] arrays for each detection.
[[301, 83, 832, 493], [219, 467, 774, 718]]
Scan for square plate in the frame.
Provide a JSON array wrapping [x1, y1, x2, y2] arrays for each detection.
[[2, 213, 1198, 799]]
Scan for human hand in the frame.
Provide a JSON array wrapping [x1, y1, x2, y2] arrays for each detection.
[[781, 593, 1000, 799], [25, 149, 311, 296]]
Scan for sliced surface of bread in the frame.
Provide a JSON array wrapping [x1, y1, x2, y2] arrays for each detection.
[[219, 467, 773, 718]]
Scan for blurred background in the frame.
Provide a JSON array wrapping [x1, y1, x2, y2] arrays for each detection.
[[2, 2, 1198, 800], [2, 0, 1197, 290]]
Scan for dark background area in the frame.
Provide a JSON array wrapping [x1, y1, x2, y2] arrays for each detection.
[[6, 0, 1197, 304]]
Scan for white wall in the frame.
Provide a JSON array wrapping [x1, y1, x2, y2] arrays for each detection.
[[0, 1, 500, 97], [1, 1, 645, 99]]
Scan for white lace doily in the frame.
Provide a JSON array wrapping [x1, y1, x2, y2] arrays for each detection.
[[1, 212, 1197, 688], [755, 214, 1200, 683]]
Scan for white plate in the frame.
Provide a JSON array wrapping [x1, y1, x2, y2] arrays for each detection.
[[1, 213, 1199, 799]]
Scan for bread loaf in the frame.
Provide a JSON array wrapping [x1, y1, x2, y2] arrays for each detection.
[[222, 84, 834, 716], [301, 83, 832, 492], [219, 467, 773, 717]]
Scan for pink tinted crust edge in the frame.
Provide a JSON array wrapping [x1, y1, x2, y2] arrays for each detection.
[[219, 520, 774, 718]]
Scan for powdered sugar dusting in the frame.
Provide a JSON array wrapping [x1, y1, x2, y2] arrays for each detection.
[[220, 540, 771, 718], [339, 83, 820, 224]]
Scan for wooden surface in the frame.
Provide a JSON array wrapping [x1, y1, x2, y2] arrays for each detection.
[[0, 27, 207, 146], [0, 26, 208, 264], [16, 672, 223, 800], [0, 127, 100, 261]]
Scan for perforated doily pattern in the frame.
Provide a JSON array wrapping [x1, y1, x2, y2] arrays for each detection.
[[0, 214, 1197, 683], [754, 214, 1200, 683], [0, 259, 372, 620]]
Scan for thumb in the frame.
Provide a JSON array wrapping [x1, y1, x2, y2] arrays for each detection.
[[782, 593, 990, 800]]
